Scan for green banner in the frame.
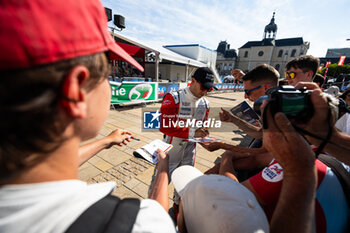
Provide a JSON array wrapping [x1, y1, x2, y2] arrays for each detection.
[[110, 81, 158, 103]]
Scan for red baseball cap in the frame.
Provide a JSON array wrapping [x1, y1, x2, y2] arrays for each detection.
[[0, 0, 144, 72]]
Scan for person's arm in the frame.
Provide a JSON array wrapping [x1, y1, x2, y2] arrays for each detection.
[[78, 129, 131, 165], [222, 143, 266, 154], [260, 108, 317, 233], [321, 129, 350, 164], [270, 168, 316, 233], [230, 151, 273, 171], [220, 108, 262, 139], [296, 82, 350, 164], [219, 152, 239, 181], [205, 150, 272, 175], [231, 69, 245, 81], [200, 140, 266, 154], [149, 149, 169, 211]]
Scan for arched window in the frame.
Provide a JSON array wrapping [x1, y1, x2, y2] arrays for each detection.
[[244, 51, 248, 58], [275, 64, 280, 71], [278, 50, 283, 57], [291, 49, 297, 57]]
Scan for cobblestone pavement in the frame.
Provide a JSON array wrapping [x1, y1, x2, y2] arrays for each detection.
[[79, 91, 249, 208]]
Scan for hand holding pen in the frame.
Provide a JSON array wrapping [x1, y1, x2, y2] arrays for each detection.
[[128, 136, 140, 141]]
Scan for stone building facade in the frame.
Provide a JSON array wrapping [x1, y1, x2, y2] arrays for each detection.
[[216, 41, 237, 77], [216, 12, 310, 75]]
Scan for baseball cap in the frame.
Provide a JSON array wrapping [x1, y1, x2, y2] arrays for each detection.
[[193, 67, 218, 90], [172, 166, 269, 233], [0, 0, 143, 72]]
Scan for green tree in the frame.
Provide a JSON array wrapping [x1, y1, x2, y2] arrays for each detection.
[[318, 64, 350, 77]]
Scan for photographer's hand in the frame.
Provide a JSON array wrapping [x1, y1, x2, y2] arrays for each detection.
[[262, 107, 315, 173], [262, 104, 317, 233], [296, 82, 350, 164], [295, 82, 335, 145]]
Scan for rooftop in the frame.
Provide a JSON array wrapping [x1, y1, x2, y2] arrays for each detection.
[[240, 37, 304, 49]]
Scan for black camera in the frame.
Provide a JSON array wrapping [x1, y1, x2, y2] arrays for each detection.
[[266, 85, 314, 123]]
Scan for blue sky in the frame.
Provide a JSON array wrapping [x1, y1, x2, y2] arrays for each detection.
[[102, 0, 349, 57]]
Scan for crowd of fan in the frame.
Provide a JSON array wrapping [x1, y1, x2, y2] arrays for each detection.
[[0, 1, 349, 233]]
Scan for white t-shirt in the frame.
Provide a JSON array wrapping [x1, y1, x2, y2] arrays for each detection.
[[0, 180, 176, 233], [335, 113, 350, 135]]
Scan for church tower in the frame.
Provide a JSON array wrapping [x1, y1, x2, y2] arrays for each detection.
[[263, 12, 277, 40]]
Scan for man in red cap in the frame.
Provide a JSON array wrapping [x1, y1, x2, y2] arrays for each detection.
[[0, 0, 175, 232]]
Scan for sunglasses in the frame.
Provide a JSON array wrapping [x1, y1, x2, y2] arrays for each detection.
[[284, 71, 305, 79], [244, 84, 263, 95]]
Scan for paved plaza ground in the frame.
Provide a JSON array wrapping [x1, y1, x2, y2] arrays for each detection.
[[78, 91, 251, 208]]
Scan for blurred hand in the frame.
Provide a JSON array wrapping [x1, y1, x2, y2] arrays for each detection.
[[194, 127, 209, 138], [219, 108, 234, 123], [294, 82, 336, 147], [106, 129, 131, 148], [262, 104, 315, 173], [200, 141, 224, 152], [231, 69, 245, 80], [253, 119, 262, 127]]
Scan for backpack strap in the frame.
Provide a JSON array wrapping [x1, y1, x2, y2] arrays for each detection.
[[65, 195, 140, 233], [104, 198, 140, 233], [318, 153, 350, 231], [318, 154, 350, 205]]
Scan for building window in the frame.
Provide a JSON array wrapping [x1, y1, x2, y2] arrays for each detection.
[[278, 50, 283, 57], [244, 51, 248, 58], [258, 51, 264, 56], [275, 64, 280, 71], [291, 49, 297, 57]]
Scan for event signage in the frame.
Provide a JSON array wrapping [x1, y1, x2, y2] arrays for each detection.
[[179, 82, 189, 90], [110, 81, 158, 103], [109, 81, 242, 104], [338, 56, 346, 66], [324, 61, 332, 78], [158, 83, 180, 98]]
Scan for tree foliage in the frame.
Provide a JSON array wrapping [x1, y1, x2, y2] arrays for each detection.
[[317, 64, 350, 77]]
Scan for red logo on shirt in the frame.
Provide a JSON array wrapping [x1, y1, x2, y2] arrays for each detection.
[[269, 165, 283, 175], [262, 161, 284, 182]]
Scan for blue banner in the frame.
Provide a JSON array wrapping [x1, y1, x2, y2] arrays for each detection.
[[158, 83, 179, 98]]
